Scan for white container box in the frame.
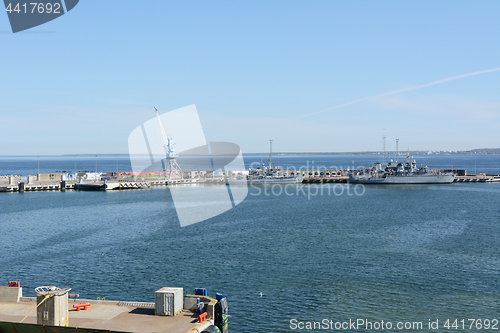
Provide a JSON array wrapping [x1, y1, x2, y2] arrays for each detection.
[[155, 287, 183, 316]]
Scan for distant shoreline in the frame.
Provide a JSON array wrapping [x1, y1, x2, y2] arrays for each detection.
[[0, 149, 499, 158], [247, 149, 500, 156]]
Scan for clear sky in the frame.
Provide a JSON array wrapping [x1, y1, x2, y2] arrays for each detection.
[[1, 0, 499, 155]]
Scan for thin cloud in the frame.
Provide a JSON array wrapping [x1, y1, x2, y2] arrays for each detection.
[[300, 67, 500, 118]]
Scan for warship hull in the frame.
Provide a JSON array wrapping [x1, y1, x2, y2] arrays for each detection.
[[247, 176, 302, 184], [349, 174, 455, 184]]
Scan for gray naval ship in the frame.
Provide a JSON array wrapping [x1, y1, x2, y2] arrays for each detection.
[[248, 160, 302, 184], [349, 153, 455, 184], [247, 140, 303, 184]]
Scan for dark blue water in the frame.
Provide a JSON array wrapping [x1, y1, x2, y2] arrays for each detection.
[[0, 155, 499, 332], [1, 154, 499, 176]]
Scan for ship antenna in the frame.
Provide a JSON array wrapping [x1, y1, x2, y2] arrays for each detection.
[[382, 133, 386, 165], [269, 140, 273, 170], [396, 138, 399, 163]]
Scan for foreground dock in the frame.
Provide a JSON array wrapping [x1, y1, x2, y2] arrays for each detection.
[[0, 300, 203, 333], [0, 284, 227, 333]]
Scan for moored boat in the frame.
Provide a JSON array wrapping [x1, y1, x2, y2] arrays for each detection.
[[247, 140, 302, 184], [349, 152, 455, 184], [74, 183, 106, 191]]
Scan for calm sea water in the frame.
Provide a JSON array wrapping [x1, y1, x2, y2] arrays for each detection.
[[0, 155, 499, 332]]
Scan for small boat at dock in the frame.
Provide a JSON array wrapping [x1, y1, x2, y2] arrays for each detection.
[[74, 183, 106, 191]]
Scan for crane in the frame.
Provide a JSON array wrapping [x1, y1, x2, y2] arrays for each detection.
[[155, 106, 182, 180]]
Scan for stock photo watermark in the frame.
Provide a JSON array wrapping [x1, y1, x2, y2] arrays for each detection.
[[289, 318, 499, 331], [128, 105, 248, 227], [249, 182, 365, 199], [4, 0, 79, 33], [247, 160, 365, 176]]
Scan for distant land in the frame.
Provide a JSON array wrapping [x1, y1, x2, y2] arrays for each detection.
[[252, 148, 500, 156], [3, 148, 497, 157]]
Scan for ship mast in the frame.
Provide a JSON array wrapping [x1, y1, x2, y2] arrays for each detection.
[[155, 106, 182, 180], [395, 138, 399, 163], [382, 134, 386, 165], [268, 140, 273, 170]]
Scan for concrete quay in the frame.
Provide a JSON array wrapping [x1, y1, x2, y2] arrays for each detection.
[[0, 176, 234, 193], [455, 175, 500, 182], [0, 285, 225, 333], [302, 176, 349, 183], [1, 171, 499, 193], [0, 300, 208, 333]]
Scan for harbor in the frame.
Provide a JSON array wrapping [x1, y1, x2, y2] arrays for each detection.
[[2, 2, 499, 331], [1, 156, 499, 332], [2, 143, 499, 193], [0, 170, 499, 193]]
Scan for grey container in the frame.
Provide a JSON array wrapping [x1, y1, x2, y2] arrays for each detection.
[[155, 287, 183, 316]]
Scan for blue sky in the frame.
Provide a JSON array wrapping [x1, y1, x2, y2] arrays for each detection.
[[1, 0, 499, 155]]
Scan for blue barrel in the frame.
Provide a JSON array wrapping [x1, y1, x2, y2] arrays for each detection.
[[195, 288, 207, 296]]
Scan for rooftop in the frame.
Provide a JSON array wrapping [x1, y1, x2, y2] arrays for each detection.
[[0, 298, 207, 333]]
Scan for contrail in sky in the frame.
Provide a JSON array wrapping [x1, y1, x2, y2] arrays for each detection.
[[300, 67, 500, 118]]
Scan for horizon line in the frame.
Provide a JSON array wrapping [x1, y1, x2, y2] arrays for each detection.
[[1, 148, 499, 157]]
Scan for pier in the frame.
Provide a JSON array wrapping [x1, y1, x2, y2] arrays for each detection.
[[1, 171, 499, 193], [301, 176, 349, 183], [0, 283, 227, 333], [0, 299, 205, 333], [455, 175, 500, 182]]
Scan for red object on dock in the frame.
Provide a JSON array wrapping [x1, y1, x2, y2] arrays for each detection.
[[73, 303, 91, 311], [8, 281, 20, 287], [197, 312, 207, 323]]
